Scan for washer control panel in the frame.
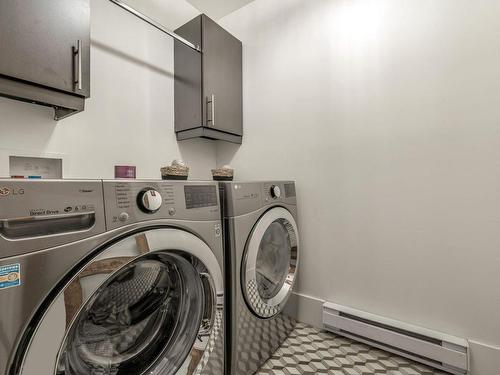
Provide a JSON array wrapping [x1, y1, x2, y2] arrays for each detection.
[[103, 181, 220, 229]]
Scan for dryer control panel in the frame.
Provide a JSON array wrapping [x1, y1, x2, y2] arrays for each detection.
[[262, 181, 296, 204], [103, 180, 220, 229], [221, 181, 297, 217]]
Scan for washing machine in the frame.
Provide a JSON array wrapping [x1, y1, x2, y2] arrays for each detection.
[[0, 179, 225, 375], [220, 181, 300, 375]]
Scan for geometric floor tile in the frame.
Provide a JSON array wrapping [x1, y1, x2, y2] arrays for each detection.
[[257, 322, 451, 375]]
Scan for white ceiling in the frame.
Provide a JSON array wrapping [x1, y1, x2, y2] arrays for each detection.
[[185, 0, 256, 19], [120, 0, 255, 30], [122, 0, 200, 29]]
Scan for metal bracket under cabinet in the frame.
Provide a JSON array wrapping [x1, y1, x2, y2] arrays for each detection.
[[0, 76, 85, 120], [176, 127, 242, 144]]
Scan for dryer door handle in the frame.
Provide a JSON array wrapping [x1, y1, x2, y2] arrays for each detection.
[[0, 212, 96, 239]]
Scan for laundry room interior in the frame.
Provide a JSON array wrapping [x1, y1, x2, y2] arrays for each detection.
[[0, 0, 499, 374]]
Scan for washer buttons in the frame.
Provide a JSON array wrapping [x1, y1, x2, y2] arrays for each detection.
[[168, 207, 176, 216], [118, 212, 129, 222]]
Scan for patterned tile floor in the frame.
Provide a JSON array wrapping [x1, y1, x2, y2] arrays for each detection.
[[257, 322, 450, 375]]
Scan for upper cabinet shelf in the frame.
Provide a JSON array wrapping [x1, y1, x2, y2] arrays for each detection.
[[175, 15, 243, 144], [0, 0, 90, 120]]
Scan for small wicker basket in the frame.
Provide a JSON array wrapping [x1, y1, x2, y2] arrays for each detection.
[[211, 167, 234, 181], [161, 161, 189, 180]]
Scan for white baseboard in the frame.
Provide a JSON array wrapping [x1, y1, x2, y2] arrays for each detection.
[[468, 340, 500, 375], [284, 292, 324, 328]]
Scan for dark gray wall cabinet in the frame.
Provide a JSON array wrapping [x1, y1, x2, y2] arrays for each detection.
[[175, 15, 243, 144], [0, 0, 90, 120]]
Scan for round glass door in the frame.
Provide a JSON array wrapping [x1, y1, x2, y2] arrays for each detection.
[[242, 207, 299, 318], [56, 252, 203, 375], [16, 228, 223, 375]]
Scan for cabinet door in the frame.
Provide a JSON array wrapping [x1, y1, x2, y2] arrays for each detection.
[[202, 16, 242, 136], [0, 0, 90, 97], [175, 16, 203, 132]]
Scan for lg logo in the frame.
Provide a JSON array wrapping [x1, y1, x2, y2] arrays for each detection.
[[0, 187, 24, 197]]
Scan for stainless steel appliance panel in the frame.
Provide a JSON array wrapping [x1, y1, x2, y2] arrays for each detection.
[[220, 181, 299, 375], [0, 180, 225, 375]]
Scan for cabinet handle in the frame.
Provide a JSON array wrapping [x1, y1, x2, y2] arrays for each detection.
[[207, 94, 215, 126], [74, 40, 82, 91]]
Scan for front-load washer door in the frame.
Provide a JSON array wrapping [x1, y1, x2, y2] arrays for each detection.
[[15, 228, 223, 375], [242, 207, 299, 318]]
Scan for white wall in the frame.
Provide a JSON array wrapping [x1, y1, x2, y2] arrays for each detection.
[[218, 0, 500, 372], [0, 0, 215, 180]]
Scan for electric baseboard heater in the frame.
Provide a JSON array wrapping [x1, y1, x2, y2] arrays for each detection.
[[323, 302, 469, 374]]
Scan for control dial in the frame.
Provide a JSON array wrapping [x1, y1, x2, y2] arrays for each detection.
[[270, 185, 281, 199], [137, 188, 163, 213]]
